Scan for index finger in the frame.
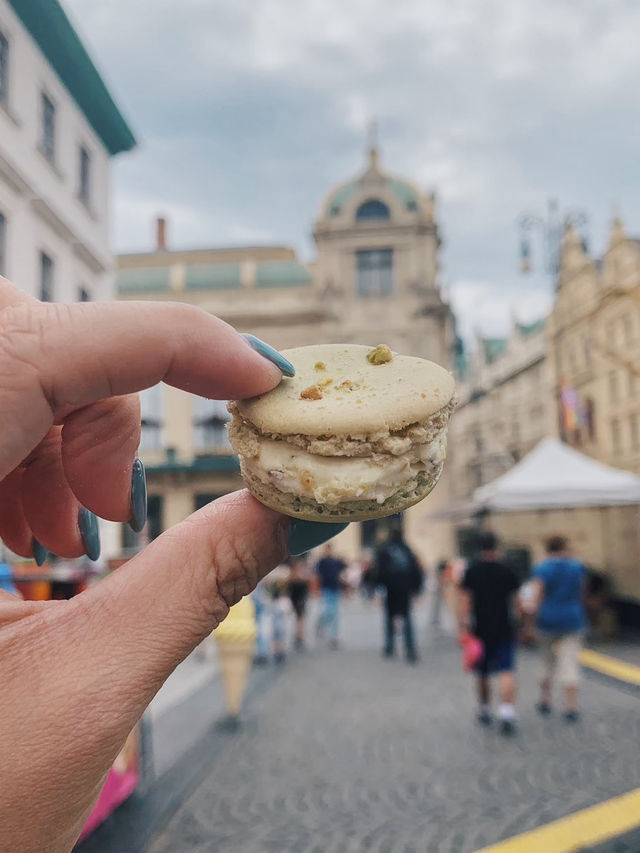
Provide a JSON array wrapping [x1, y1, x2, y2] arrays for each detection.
[[0, 300, 288, 480]]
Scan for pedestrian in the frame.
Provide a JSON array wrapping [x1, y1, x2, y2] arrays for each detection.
[[375, 522, 424, 663], [314, 543, 346, 649], [287, 557, 310, 650], [0, 562, 21, 599], [458, 531, 521, 735], [251, 581, 270, 665], [531, 536, 587, 722], [430, 558, 448, 630]]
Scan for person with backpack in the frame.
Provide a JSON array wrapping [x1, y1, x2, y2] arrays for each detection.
[[375, 521, 424, 663]]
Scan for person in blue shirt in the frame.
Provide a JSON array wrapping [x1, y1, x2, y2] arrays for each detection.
[[0, 562, 20, 598], [532, 536, 586, 722]]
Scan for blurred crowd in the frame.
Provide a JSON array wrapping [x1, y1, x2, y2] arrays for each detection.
[[247, 523, 604, 738]]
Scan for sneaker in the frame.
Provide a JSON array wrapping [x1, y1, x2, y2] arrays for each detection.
[[499, 719, 517, 737], [476, 708, 492, 726], [536, 701, 552, 716], [563, 710, 580, 723]]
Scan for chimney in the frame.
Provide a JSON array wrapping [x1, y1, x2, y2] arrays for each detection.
[[155, 216, 167, 252]]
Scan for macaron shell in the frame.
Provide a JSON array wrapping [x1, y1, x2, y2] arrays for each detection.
[[236, 344, 455, 436]]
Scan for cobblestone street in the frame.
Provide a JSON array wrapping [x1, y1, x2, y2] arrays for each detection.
[[106, 599, 640, 853]]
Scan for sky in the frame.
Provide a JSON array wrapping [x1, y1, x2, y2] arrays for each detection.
[[64, 0, 640, 339]]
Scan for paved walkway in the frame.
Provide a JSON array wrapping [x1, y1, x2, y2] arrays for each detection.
[[140, 600, 640, 853]]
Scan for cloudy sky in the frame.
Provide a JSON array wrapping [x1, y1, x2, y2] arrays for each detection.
[[65, 0, 640, 338]]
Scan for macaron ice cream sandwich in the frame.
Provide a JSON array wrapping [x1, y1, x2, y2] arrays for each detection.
[[227, 344, 455, 522]]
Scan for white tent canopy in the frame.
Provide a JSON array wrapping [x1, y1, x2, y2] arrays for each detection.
[[473, 438, 640, 511]]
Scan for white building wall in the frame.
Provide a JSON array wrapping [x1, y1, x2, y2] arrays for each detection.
[[0, 0, 113, 302]]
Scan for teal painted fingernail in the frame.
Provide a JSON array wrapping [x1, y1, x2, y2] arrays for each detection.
[[287, 520, 349, 556], [243, 334, 295, 377], [129, 458, 147, 532], [78, 507, 100, 561], [32, 538, 48, 567]]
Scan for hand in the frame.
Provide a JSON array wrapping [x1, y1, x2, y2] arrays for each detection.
[[0, 277, 341, 853]]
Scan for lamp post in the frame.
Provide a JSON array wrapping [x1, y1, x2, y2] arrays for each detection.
[[517, 199, 588, 292]]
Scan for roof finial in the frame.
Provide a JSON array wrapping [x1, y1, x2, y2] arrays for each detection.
[[367, 118, 379, 170]]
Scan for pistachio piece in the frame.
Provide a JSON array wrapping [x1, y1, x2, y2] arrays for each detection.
[[314, 361, 326, 371], [366, 344, 393, 365], [300, 385, 323, 400], [318, 376, 333, 388]]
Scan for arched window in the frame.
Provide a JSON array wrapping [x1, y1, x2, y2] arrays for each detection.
[[355, 199, 390, 221]]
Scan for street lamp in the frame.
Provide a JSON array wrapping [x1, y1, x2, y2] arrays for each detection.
[[517, 199, 588, 292]]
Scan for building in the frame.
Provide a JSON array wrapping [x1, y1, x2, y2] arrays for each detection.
[[449, 317, 553, 503], [0, 0, 134, 561], [117, 143, 456, 564], [548, 219, 640, 475], [0, 0, 135, 301]]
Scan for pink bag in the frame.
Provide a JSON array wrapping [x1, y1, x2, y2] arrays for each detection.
[[461, 633, 484, 671]]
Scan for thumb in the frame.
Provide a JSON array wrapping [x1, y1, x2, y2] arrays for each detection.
[[82, 491, 288, 697]]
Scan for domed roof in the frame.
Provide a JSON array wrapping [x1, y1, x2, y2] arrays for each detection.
[[323, 147, 421, 219]]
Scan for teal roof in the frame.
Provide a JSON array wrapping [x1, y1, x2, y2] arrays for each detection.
[[517, 318, 546, 336], [482, 337, 508, 363], [326, 175, 419, 217], [186, 263, 241, 290], [8, 0, 135, 156], [256, 260, 311, 288], [146, 454, 240, 475], [328, 183, 355, 215], [117, 267, 170, 294]]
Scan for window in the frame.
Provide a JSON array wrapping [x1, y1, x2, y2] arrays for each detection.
[[0, 30, 8, 104], [355, 199, 390, 221], [39, 252, 53, 302], [41, 92, 56, 161], [623, 315, 633, 344], [78, 146, 90, 205], [356, 248, 393, 297], [193, 397, 230, 451], [140, 385, 163, 451], [630, 414, 639, 451], [629, 371, 637, 399], [612, 419, 621, 454], [78, 285, 91, 302], [0, 212, 5, 276], [609, 370, 618, 403]]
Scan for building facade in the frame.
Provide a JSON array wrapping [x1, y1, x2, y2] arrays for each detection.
[[0, 0, 134, 301], [548, 219, 640, 475], [117, 145, 456, 564], [0, 0, 134, 561], [448, 318, 553, 502]]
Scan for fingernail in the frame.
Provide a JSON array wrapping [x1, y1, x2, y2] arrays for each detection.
[[32, 538, 48, 567], [78, 507, 101, 561], [287, 520, 349, 556], [129, 458, 147, 532], [242, 334, 295, 377]]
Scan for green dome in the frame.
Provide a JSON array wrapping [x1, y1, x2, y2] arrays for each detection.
[[326, 176, 419, 218]]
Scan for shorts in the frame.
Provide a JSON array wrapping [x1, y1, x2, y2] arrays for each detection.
[[538, 632, 582, 686], [474, 639, 516, 675]]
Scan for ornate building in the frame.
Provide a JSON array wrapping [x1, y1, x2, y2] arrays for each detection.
[[117, 143, 455, 563], [449, 318, 553, 502], [548, 219, 640, 475]]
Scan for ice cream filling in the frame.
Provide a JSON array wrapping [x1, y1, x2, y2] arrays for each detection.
[[242, 434, 447, 506]]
